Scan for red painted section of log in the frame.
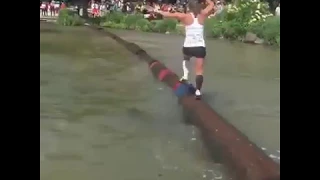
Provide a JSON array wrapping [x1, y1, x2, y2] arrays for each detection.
[[158, 69, 172, 81]]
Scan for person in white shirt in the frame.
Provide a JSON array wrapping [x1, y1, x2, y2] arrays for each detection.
[[153, 0, 215, 99], [100, 3, 105, 16], [41, 2, 47, 16]]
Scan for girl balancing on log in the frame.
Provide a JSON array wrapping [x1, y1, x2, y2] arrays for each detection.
[[151, 0, 215, 100]]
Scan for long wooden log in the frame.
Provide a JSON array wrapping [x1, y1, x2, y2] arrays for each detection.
[[88, 25, 280, 180]]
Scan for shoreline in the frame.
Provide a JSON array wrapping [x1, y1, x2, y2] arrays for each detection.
[[50, 9, 280, 47], [105, 27, 280, 50], [94, 15, 279, 47], [41, 17, 279, 50]]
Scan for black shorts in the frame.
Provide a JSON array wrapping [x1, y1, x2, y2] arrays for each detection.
[[182, 46, 206, 60]]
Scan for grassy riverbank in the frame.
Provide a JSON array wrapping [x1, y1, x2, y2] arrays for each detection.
[[57, 1, 280, 47]]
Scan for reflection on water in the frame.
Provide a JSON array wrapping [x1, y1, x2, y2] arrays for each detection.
[[40, 23, 227, 180]]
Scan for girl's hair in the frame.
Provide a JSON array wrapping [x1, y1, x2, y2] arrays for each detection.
[[187, 0, 202, 16]]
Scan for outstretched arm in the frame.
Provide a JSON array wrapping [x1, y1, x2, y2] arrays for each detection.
[[201, 0, 215, 16], [155, 10, 185, 21]]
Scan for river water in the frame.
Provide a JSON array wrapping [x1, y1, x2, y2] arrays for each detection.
[[40, 23, 280, 180]]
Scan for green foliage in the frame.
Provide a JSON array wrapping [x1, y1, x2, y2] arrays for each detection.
[[161, 19, 178, 32], [223, 20, 247, 39], [57, 9, 84, 26], [105, 12, 127, 24], [257, 16, 280, 45], [225, 0, 273, 24], [152, 19, 177, 33], [58, 3, 279, 47], [100, 13, 178, 33], [247, 16, 280, 45], [205, 16, 279, 46], [125, 14, 145, 29], [136, 19, 152, 32], [204, 18, 222, 38], [204, 0, 280, 46]]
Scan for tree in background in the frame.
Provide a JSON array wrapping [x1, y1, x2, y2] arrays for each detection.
[[227, 0, 279, 12]]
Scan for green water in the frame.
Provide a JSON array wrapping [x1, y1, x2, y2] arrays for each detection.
[[40, 22, 280, 180], [40, 22, 226, 180], [109, 29, 280, 159]]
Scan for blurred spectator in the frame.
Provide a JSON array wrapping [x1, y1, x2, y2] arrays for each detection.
[[275, 3, 280, 16]]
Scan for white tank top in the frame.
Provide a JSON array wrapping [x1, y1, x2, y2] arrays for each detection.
[[183, 13, 205, 48]]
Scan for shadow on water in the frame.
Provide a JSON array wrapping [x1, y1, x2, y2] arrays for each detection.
[[40, 22, 227, 180]]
